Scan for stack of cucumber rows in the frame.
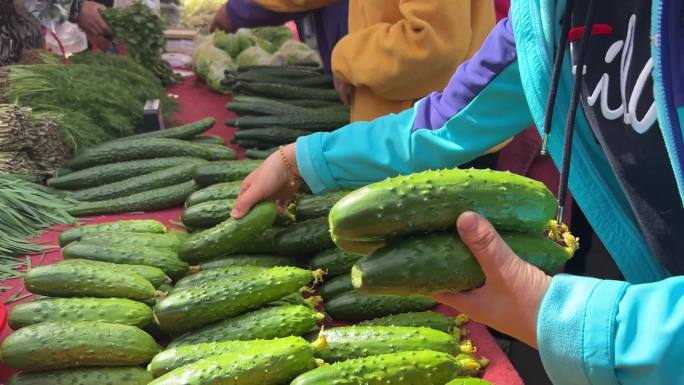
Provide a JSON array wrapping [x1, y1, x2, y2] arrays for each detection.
[[46, 117, 243, 217], [224, 66, 350, 159]]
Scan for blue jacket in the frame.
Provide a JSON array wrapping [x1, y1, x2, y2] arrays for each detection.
[[295, 0, 684, 383]]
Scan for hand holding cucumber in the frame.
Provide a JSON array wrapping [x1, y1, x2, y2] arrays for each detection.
[[232, 143, 300, 218], [432, 212, 551, 348]]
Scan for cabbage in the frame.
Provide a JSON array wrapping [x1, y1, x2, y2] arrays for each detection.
[[252, 26, 293, 50], [192, 34, 236, 92], [273, 40, 321, 66], [214, 28, 257, 58], [236, 46, 278, 67], [206, 61, 233, 93]]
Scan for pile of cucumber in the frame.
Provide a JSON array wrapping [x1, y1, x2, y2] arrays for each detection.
[[47, 117, 242, 217], [224, 67, 350, 156]]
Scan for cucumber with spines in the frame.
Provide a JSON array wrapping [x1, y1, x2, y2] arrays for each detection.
[[185, 181, 242, 207], [168, 304, 324, 347], [310, 248, 361, 277], [181, 198, 235, 228], [319, 273, 353, 301], [113, 117, 215, 141], [197, 254, 299, 269], [173, 265, 265, 289], [358, 311, 461, 334], [245, 148, 276, 159], [295, 190, 349, 220], [274, 217, 334, 257], [324, 291, 436, 322], [6, 367, 153, 385], [226, 109, 348, 130], [61, 259, 171, 288], [233, 127, 311, 144], [154, 266, 321, 334], [80, 231, 183, 251], [192, 160, 261, 186], [191, 135, 226, 145], [232, 81, 340, 101], [446, 378, 495, 385], [0, 321, 161, 370], [201, 143, 238, 160], [58, 219, 166, 247]]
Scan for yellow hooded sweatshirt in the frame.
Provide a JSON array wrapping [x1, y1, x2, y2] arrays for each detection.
[[253, 0, 495, 122]]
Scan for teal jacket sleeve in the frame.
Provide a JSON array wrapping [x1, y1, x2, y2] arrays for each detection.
[[295, 18, 534, 193], [538, 274, 684, 385]]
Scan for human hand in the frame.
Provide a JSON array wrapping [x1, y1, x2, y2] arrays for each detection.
[[210, 5, 236, 33], [232, 143, 301, 219], [77, 1, 112, 50], [333, 75, 352, 106], [433, 212, 551, 348]]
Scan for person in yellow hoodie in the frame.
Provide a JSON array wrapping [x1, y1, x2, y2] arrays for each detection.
[[212, 0, 495, 122]]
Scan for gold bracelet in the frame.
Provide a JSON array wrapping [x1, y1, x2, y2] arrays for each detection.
[[278, 145, 301, 187]]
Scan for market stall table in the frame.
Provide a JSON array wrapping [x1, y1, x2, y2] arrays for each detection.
[[0, 77, 524, 385]]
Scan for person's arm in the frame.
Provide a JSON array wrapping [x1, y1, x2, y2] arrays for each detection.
[[330, 0, 494, 101], [296, 17, 531, 193], [538, 274, 684, 385], [252, 0, 339, 12], [221, 0, 310, 31]]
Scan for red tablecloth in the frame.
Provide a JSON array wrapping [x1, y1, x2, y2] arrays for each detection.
[[0, 77, 523, 385]]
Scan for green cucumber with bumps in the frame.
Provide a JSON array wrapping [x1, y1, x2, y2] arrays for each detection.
[[58, 219, 166, 247], [310, 248, 361, 277], [80, 231, 183, 251], [358, 311, 461, 334], [446, 378, 495, 385], [329, 168, 558, 246], [197, 254, 299, 269], [245, 148, 276, 159], [148, 337, 318, 385], [201, 144, 238, 160], [324, 291, 436, 322], [72, 161, 205, 202], [47, 157, 204, 190], [178, 201, 277, 261], [8, 297, 153, 330], [235, 226, 280, 253], [295, 190, 349, 220], [312, 326, 463, 362], [185, 181, 241, 207], [352, 232, 572, 296], [168, 304, 324, 347], [67, 259, 171, 288], [173, 265, 265, 289], [155, 267, 321, 335], [232, 81, 340, 101], [7, 367, 153, 385], [181, 198, 235, 228], [62, 241, 189, 279], [114, 118, 215, 141], [291, 350, 483, 385], [66, 138, 218, 170], [23, 259, 158, 302], [192, 160, 261, 186], [233, 127, 311, 144], [274, 217, 334, 257], [333, 238, 386, 256], [68, 180, 199, 217], [0, 321, 161, 370], [191, 135, 226, 145], [319, 273, 353, 301], [149, 336, 308, 377]]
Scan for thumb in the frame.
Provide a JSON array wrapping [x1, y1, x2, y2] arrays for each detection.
[[456, 211, 516, 276], [231, 180, 260, 219]]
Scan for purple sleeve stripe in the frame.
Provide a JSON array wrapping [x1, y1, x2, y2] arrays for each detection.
[[227, 0, 307, 29], [413, 17, 519, 131]]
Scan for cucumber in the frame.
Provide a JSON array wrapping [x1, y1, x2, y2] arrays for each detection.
[[227, 108, 348, 130], [227, 72, 332, 87], [333, 238, 386, 256], [114, 118, 215, 141], [23, 259, 157, 302], [6, 367, 153, 385], [66, 138, 217, 170], [68, 180, 199, 217], [319, 273, 353, 301], [148, 338, 317, 385], [197, 254, 299, 269], [284, 99, 343, 108], [309, 248, 361, 277], [232, 81, 340, 101], [358, 311, 461, 334], [231, 66, 321, 78], [295, 190, 349, 220], [330, 168, 557, 246], [274, 217, 334, 257], [8, 298, 152, 330], [227, 96, 312, 116], [178, 201, 277, 262], [352, 232, 572, 295], [446, 378, 495, 385], [154, 266, 320, 335], [268, 291, 317, 307], [235, 138, 271, 149], [58, 219, 166, 247], [0, 321, 161, 370], [80, 231, 183, 251], [312, 326, 461, 362], [66, 259, 172, 288], [181, 198, 235, 228], [291, 351, 483, 385], [245, 148, 276, 159], [168, 304, 323, 347], [192, 160, 261, 186], [72, 161, 205, 202], [173, 265, 265, 289], [233, 127, 311, 145], [149, 336, 307, 377], [185, 181, 242, 207], [191, 135, 226, 145], [235, 226, 281, 254], [47, 157, 204, 190], [324, 291, 436, 322], [62, 241, 189, 279], [201, 143, 238, 160]]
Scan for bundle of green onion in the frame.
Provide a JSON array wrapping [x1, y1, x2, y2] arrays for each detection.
[[0, 174, 77, 280]]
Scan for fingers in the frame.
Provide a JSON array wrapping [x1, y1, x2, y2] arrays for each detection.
[[333, 78, 350, 106], [456, 212, 516, 275], [231, 174, 258, 219]]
